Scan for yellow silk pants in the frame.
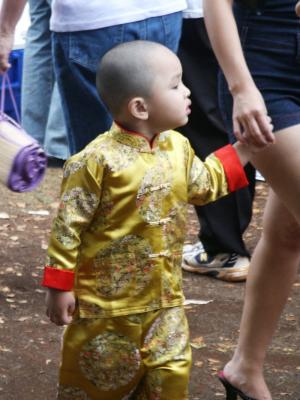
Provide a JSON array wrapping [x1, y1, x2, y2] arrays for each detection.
[[57, 306, 191, 399]]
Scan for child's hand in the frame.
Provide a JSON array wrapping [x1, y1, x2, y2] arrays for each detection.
[[233, 139, 273, 166], [241, 138, 273, 155], [45, 288, 76, 326]]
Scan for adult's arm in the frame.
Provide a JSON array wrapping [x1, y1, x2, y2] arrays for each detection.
[[0, 0, 27, 73], [203, 0, 275, 146]]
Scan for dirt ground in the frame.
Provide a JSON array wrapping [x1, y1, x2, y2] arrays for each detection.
[[0, 167, 300, 400]]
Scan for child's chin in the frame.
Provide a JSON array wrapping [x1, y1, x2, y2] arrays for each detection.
[[172, 116, 189, 130], [178, 117, 189, 127]]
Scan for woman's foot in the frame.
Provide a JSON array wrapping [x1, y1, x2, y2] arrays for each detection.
[[222, 360, 272, 400]]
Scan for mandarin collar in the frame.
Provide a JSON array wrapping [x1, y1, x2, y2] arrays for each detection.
[[109, 122, 161, 153]]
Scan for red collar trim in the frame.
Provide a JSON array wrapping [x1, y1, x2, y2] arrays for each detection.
[[115, 121, 159, 147]]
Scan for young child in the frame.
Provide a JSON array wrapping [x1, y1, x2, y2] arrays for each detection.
[[42, 40, 259, 400]]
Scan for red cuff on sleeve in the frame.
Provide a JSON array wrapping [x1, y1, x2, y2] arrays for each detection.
[[214, 144, 249, 192], [42, 266, 75, 291]]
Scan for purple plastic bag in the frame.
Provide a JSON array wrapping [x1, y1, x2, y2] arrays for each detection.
[[0, 73, 47, 192]]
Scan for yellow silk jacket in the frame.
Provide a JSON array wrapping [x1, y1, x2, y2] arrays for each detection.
[[42, 124, 247, 318]]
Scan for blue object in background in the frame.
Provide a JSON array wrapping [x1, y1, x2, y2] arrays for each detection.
[[0, 49, 24, 121]]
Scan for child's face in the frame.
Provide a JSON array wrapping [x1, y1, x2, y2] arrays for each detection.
[[146, 50, 191, 132]]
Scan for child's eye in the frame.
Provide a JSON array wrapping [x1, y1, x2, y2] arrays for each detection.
[[172, 84, 179, 89]]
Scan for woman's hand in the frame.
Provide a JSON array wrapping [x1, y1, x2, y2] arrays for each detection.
[[232, 84, 275, 147], [45, 288, 76, 326]]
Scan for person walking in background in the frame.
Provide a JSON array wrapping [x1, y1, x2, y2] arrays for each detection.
[[0, 0, 69, 162], [178, 0, 255, 282], [0, 0, 187, 157], [50, 0, 187, 154], [22, 0, 69, 162], [204, 0, 300, 398], [43, 41, 259, 400]]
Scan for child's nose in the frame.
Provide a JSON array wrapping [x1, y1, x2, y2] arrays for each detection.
[[184, 85, 191, 97]]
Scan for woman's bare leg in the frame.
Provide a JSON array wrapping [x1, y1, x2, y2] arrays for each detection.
[[224, 190, 300, 399], [253, 125, 300, 221], [223, 125, 300, 399]]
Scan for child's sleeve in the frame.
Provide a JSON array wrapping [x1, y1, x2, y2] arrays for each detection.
[[187, 144, 248, 205], [42, 155, 103, 291]]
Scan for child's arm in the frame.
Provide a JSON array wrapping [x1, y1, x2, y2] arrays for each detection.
[[186, 131, 271, 206], [45, 289, 76, 326], [42, 153, 103, 323], [187, 143, 248, 206]]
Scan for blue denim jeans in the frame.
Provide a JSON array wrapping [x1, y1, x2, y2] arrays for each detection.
[[52, 12, 183, 154], [22, 0, 69, 159]]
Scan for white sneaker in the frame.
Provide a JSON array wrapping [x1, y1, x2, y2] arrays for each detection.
[[183, 241, 205, 256], [182, 245, 249, 282]]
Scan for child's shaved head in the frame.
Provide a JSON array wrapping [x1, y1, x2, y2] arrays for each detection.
[[96, 40, 174, 116]]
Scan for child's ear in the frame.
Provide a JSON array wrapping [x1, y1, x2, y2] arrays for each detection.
[[128, 97, 149, 120]]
